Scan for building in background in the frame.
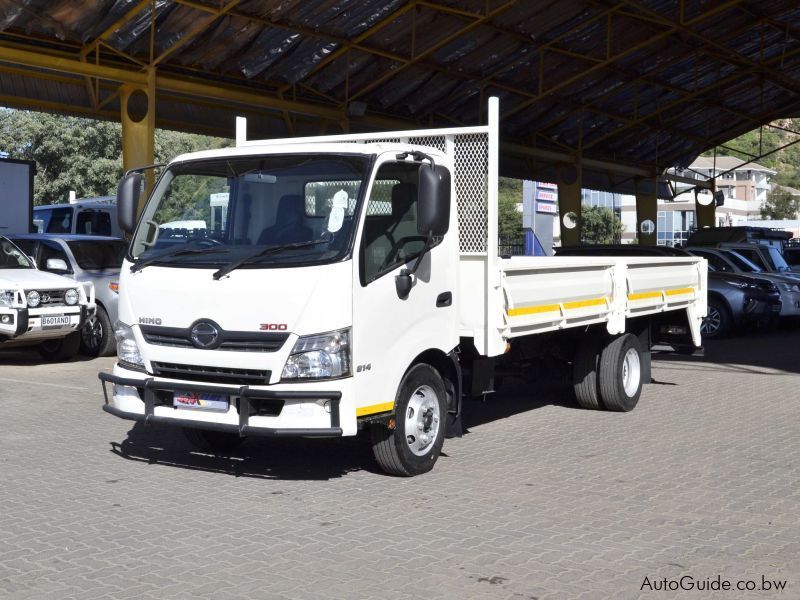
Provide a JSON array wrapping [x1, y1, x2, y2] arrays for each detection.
[[527, 156, 779, 250], [523, 180, 557, 254]]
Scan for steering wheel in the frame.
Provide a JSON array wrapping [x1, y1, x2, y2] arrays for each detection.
[[186, 236, 225, 247], [386, 235, 428, 267]]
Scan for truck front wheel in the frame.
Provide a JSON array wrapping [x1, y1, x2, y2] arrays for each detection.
[[598, 333, 643, 412], [370, 364, 447, 476]]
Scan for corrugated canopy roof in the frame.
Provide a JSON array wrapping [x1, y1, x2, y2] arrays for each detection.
[[1, 0, 800, 194]]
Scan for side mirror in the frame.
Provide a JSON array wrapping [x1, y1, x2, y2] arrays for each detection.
[[117, 172, 143, 234], [417, 165, 451, 237], [46, 258, 70, 272], [395, 270, 413, 300]]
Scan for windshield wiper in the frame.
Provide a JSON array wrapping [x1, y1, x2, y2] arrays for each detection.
[[212, 237, 331, 280], [131, 242, 229, 273]]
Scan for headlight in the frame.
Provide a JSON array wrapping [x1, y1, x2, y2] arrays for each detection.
[[281, 328, 351, 380], [27, 290, 41, 307], [0, 290, 16, 307], [114, 321, 145, 371], [64, 288, 79, 305]]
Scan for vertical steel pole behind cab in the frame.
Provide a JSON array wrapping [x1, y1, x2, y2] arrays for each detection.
[[484, 97, 506, 357]]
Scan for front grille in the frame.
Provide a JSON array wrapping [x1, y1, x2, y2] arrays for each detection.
[[35, 289, 66, 306], [141, 325, 288, 352], [151, 362, 271, 386]]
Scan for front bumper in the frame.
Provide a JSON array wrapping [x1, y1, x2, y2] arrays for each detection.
[[740, 296, 781, 323], [99, 370, 344, 437], [0, 305, 86, 342]]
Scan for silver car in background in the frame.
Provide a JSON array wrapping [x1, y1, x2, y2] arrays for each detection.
[[10, 234, 126, 356]]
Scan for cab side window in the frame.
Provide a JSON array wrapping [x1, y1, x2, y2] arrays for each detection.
[[45, 207, 74, 234], [76, 210, 112, 236], [733, 248, 766, 270], [360, 162, 426, 284], [694, 251, 730, 272]]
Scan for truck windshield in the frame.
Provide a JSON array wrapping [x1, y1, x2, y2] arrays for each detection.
[[130, 154, 371, 269], [0, 237, 34, 269]]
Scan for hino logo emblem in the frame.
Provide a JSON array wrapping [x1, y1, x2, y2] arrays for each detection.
[[139, 317, 162, 325], [190, 321, 219, 348]]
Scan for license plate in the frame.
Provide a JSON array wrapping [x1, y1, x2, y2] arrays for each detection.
[[41, 315, 70, 328], [173, 392, 229, 411]]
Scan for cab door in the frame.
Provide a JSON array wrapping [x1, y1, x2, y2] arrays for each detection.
[[351, 156, 458, 418]]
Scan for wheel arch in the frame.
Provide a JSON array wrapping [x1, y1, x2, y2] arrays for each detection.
[[407, 348, 462, 436], [707, 290, 733, 318]]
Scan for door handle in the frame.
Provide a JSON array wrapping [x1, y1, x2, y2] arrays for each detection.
[[436, 291, 452, 307]]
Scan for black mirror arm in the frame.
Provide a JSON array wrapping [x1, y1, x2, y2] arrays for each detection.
[[395, 151, 436, 170], [394, 232, 435, 300], [405, 231, 434, 276], [124, 163, 167, 177]]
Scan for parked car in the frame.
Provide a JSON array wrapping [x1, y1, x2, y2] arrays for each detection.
[[554, 245, 781, 339], [10, 234, 125, 356], [684, 246, 800, 317], [33, 198, 119, 238], [686, 226, 791, 251], [0, 235, 94, 360], [683, 235, 797, 278], [784, 245, 800, 268]]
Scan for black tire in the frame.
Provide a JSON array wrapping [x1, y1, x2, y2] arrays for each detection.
[[38, 332, 81, 362], [370, 363, 447, 477], [80, 306, 116, 357], [573, 337, 603, 409], [598, 334, 643, 412], [700, 298, 731, 339], [182, 428, 243, 454]]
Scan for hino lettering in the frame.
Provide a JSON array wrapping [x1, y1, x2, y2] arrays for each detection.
[[138, 317, 162, 325], [99, 98, 707, 476]]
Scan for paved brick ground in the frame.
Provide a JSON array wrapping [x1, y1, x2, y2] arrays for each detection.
[[0, 328, 798, 599]]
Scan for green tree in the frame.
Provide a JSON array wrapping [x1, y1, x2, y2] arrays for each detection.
[[580, 205, 624, 244], [498, 177, 523, 237], [0, 108, 230, 205], [761, 189, 800, 219]]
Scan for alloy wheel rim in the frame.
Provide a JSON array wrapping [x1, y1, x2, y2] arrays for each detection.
[[404, 385, 440, 456], [82, 315, 103, 350]]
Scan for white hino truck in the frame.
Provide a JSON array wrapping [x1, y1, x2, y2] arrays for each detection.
[[100, 99, 706, 476]]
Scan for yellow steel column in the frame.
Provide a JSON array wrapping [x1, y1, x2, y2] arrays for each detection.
[[635, 180, 658, 245], [120, 70, 155, 211], [557, 163, 582, 246], [694, 187, 716, 229]]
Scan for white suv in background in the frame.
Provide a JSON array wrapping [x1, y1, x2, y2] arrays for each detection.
[[0, 236, 95, 361]]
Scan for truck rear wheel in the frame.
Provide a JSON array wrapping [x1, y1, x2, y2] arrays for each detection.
[[38, 332, 81, 362], [370, 364, 447, 476], [182, 428, 243, 454], [598, 334, 643, 412], [573, 337, 602, 409]]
